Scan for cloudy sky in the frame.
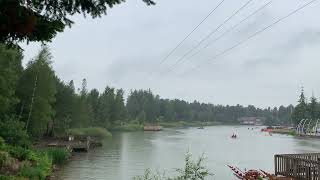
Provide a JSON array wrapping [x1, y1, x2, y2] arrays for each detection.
[[21, 0, 320, 107]]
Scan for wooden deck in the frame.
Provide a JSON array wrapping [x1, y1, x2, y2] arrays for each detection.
[[275, 153, 320, 180], [44, 136, 99, 152]]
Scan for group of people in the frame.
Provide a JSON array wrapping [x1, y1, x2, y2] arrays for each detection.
[[231, 133, 237, 138]]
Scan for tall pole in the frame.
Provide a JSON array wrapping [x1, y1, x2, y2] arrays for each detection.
[[26, 72, 38, 132]]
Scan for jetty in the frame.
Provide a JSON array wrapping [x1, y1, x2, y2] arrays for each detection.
[[275, 153, 320, 180], [144, 125, 162, 131], [38, 136, 102, 152]]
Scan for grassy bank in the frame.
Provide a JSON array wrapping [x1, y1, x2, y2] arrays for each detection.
[[67, 127, 112, 139], [110, 121, 221, 131], [0, 137, 70, 180], [272, 129, 297, 136], [110, 123, 144, 132], [159, 121, 221, 128]]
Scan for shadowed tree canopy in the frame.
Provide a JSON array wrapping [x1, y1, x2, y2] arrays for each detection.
[[0, 0, 155, 45]]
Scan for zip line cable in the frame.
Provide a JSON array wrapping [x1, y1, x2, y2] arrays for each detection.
[[158, 0, 226, 65], [161, 0, 255, 74], [181, 0, 318, 75], [166, 1, 272, 73]]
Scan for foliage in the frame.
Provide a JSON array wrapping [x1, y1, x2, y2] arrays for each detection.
[[127, 90, 293, 126], [0, 137, 4, 147], [111, 123, 144, 132], [133, 153, 213, 180], [16, 45, 56, 137], [0, 151, 9, 167], [0, 0, 155, 45], [291, 88, 320, 126], [174, 153, 212, 180], [45, 148, 70, 165], [292, 88, 308, 124], [67, 127, 112, 139], [0, 175, 17, 180], [0, 44, 23, 118], [288, 130, 297, 136], [19, 152, 52, 180], [4, 146, 37, 161], [0, 116, 30, 147], [133, 169, 165, 180]]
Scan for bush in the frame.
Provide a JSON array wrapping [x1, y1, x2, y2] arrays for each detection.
[[5, 146, 37, 161], [0, 137, 4, 147], [19, 153, 52, 180], [0, 175, 16, 180], [111, 123, 143, 132], [67, 127, 112, 139], [134, 152, 213, 180], [46, 148, 70, 165], [0, 117, 30, 147], [0, 151, 9, 166]]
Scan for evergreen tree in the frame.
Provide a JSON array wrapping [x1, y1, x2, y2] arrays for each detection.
[[53, 78, 76, 134], [292, 87, 308, 125], [308, 94, 318, 121]]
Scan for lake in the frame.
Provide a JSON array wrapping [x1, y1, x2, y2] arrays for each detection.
[[57, 126, 320, 180]]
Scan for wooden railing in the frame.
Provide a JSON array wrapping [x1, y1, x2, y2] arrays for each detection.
[[275, 153, 320, 180]]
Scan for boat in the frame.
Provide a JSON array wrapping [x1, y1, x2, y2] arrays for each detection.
[[231, 133, 237, 139], [228, 165, 268, 179], [198, 126, 204, 129], [144, 125, 162, 131]]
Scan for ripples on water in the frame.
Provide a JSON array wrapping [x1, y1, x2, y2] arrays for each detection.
[[57, 126, 320, 180]]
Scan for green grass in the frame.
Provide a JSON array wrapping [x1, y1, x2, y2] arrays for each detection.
[[111, 123, 143, 132], [46, 148, 70, 165], [19, 153, 52, 180], [159, 121, 219, 128], [287, 130, 297, 136], [67, 127, 112, 139]]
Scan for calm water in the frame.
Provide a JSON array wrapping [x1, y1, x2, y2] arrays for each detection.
[[57, 126, 320, 180]]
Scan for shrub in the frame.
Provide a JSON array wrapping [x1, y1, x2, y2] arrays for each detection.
[[5, 146, 36, 161], [0, 175, 16, 180], [111, 123, 143, 132], [46, 148, 70, 165], [19, 153, 52, 180], [133, 152, 213, 180], [67, 127, 112, 139], [0, 137, 4, 147], [0, 151, 9, 166], [0, 117, 30, 147]]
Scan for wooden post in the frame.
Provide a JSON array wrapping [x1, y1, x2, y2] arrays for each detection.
[[275, 155, 278, 175]]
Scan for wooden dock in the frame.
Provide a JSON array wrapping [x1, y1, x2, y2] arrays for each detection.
[[45, 136, 100, 152], [275, 153, 320, 180]]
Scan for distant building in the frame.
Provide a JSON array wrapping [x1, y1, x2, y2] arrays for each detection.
[[238, 117, 265, 125]]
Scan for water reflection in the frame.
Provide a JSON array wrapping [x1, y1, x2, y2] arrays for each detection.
[[58, 126, 320, 180]]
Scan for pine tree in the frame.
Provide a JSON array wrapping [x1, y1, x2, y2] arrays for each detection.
[[292, 87, 308, 125]]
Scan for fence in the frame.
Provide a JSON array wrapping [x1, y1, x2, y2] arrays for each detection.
[[275, 153, 320, 180]]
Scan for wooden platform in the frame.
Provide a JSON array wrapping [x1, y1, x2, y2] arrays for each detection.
[[42, 137, 96, 152], [275, 153, 320, 180]]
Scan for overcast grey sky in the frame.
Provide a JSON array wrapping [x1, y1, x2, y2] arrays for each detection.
[[21, 0, 320, 107]]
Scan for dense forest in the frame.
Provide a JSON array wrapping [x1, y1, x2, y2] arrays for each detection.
[[0, 44, 302, 144]]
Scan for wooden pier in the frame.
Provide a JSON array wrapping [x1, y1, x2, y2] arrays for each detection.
[[275, 153, 320, 180], [44, 136, 101, 152]]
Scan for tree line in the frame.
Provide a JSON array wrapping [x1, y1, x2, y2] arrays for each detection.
[[291, 88, 320, 126], [0, 44, 296, 144]]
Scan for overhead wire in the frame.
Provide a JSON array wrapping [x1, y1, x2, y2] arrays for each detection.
[[161, 0, 255, 74], [165, 1, 272, 73], [180, 0, 318, 76], [158, 0, 226, 65]]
